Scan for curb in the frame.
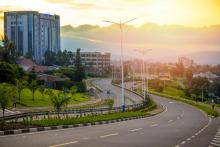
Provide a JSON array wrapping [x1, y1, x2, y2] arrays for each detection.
[[0, 106, 165, 136], [0, 116, 141, 136]]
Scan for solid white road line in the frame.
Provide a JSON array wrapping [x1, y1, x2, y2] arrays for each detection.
[[48, 141, 78, 147], [100, 133, 119, 138], [128, 128, 143, 132]]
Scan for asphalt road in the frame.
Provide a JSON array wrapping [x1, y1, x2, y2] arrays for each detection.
[[0, 79, 219, 147], [93, 79, 143, 107]]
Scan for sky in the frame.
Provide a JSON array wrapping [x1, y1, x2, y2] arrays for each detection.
[[1, 0, 220, 29], [0, 0, 220, 61]]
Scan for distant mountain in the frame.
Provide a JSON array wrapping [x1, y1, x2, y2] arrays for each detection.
[[186, 51, 220, 65], [149, 51, 220, 65], [60, 24, 220, 65]]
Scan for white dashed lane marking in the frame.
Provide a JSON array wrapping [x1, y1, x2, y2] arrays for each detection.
[[168, 120, 173, 123], [150, 124, 159, 127], [128, 128, 143, 132], [48, 141, 78, 147], [100, 133, 119, 138], [175, 117, 212, 147]]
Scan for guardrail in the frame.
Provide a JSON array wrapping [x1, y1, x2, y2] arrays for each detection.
[[0, 103, 144, 122]]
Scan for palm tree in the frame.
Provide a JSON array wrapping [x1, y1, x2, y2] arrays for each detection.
[[0, 83, 11, 119], [39, 85, 46, 101], [50, 92, 70, 118], [16, 79, 26, 101], [29, 80, 38, 101]]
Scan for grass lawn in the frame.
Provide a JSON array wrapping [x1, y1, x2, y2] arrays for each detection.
[[15, 88, 90, 107], [134, 79, 219, 117]]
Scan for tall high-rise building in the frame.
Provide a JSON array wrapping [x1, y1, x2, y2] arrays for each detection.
[[4, 11, 60, 63]]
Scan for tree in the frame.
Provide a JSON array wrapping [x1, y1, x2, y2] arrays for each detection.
[[189, 77, 209, 100], [74, 48, 85, 82], [45, 89, 53, 96], [175, 59, 185, 77], [185, 67, 193, 85], [0, 35, 17, 63], [28, 66, 37, 84], [209, 81, 220, 97], [29, 80, 38, 101], [0, 83, 11, 118], [11, 85, 18, 108], [70, 86, 77, 96], [149, 79, 164, 92], [50, 92, 70, 118], [44, 50, 56, 66], [39, 85, 46, 101], [0, 61, 16, 84], [16, 79, 26, 101], [25, 50, 33, 59]]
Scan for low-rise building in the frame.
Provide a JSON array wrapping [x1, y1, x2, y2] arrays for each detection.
[[72, 52, 111, 75], [193, 71, 219, 81], [37, 74, 70, 88], [17, 58, 48, 73]]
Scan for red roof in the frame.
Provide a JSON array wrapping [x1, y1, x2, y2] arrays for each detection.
[[19, 58, 48, 73]]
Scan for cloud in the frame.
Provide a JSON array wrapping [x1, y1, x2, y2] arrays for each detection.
[[46, 0, 95, 9], [60, 23, 220, 58]]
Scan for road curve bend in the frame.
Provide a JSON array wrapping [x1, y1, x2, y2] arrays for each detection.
[[0, 79, 219, 147]]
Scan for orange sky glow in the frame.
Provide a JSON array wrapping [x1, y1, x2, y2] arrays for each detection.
[[0, 0, 220, 58]]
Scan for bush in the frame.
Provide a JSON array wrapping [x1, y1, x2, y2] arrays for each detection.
[[75, 80, 86, 92], [55, 80, 74, 90], [149, 79, 164, 92]]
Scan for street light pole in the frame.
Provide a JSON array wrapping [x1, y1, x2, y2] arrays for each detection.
[[103, 17, 138, 112], [135, 49, 152, 102]]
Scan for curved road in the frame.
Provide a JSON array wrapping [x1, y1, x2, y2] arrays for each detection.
[[93, 79, 143, 107], [0, 79, 219, 147]]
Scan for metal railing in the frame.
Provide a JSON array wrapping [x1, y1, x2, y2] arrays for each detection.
[[0, 103, 144, 121]]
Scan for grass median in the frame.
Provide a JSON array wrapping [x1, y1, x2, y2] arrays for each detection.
[[25, 100, 156, 127], [150, 91, 219, 117]]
